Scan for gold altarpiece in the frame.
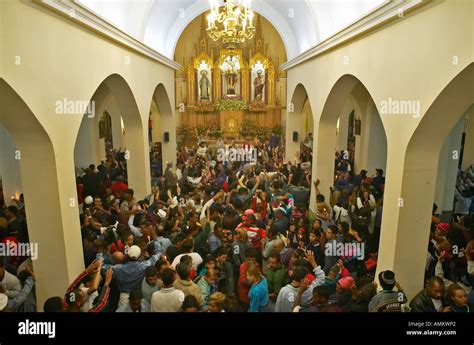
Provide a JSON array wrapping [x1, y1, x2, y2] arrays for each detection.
[[177, 14, 285, 145]]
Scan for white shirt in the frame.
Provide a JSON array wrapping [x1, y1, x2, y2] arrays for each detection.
[[0, 270, 21, 298], [80, 286, 99, 312], [171, 253, 203, 270], [431, 298, 443, 312]]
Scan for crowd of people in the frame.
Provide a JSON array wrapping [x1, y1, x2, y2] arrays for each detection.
[[0, 137, 473, 313]]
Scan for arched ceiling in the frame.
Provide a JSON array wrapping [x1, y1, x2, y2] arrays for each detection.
[[79, 0, 386, 61]]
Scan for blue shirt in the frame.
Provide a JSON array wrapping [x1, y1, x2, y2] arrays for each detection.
[[249, 277, 269, 312], [100, 241, 162, 293], [208, 233, 222, 253]]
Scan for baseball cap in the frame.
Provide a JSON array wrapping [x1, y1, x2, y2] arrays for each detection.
[[157, 209, 167, 219], [128, 245, 141, 259]]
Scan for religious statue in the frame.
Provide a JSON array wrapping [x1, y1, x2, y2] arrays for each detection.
[[199, 70, 210, 101], [253, 69, 265, 101]]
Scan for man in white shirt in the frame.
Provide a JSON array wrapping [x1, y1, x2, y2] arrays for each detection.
[[150, 268, 184, 312], [171, 239, 203, 270]]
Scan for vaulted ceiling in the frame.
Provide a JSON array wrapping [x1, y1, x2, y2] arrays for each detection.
[[78, 0, 386, 60]]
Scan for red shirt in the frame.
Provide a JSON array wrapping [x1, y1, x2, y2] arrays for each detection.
[[111, 181, 128, 197], [236, 223, 266, 249], [77, 184, 84, 204]]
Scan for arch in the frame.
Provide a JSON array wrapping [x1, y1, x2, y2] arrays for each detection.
[[315, 74, 388, 201], [381, 63, 474, 295], [149, 83, 177, 171], [74, 73, 151, 198], [0, 78, 84, 309], [285, 83, 314, 161]]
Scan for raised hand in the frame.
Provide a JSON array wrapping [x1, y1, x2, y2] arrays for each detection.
[[104, 268, 113, 286]]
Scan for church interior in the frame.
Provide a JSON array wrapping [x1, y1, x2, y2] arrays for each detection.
[[0, 0, 473, 317]]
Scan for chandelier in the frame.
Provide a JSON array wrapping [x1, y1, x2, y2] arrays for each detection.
[[206, 0, 256, 44]]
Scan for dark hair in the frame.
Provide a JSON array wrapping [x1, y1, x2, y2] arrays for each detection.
[[7, 206, 18, 216], [0, 256, 4, 268], [182, 239, 194, 253], [312, 285, 332, 299], [268, 253, 281, 263], [173, 233, 186, 244], [316, 194, 325, 203], [176, 262, 191, 280], [215, 247, 228, 257], [327, 225, 338, 235], [145, 266, 158, 278], [339, 222, 350, 234], [155, 257, 169, 273], [43, 296, 64, 312], [291, 266, 309, 282], [129, 289, 143, 301], [161, 268, 176, 286], [180, 255, 192, 264], [182, 295, 199, 310], [378, 270, 396, 291], [203, 254, 216, 265], [244, 247, 257, 259], [427, 276, 444, 288]]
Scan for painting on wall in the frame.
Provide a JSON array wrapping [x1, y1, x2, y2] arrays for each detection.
[[197, 60, 212, 102], [251, 60, 266, 102]]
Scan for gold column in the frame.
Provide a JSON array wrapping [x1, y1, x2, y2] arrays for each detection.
[[213, 65, 221, 101], [268, 64, 276, 106], [241, 64, 249, 102], [187, 64, 195, 105]]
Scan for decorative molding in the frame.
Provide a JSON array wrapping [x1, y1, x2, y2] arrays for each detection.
[[32, 0, 181, 70], [281, 0, 439, 71]]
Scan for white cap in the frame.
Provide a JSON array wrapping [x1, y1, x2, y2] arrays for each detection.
[[128, 245, 141, 259], [84, 195, 94, 205], [157, 209, 167, 219], [0, 293, 7, 311]]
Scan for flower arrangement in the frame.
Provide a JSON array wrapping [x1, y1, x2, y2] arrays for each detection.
[[248, 101, 267, 112], [240, 120, 259, 138], [272, 124, 283, 136], [209, 128, 222, 139], [194, 101, 215, 113], [177, 124, 193, 141], [215, 99, 248, 111]]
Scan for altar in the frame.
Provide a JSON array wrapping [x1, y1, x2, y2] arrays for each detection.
[[174, 13, 287, 147]]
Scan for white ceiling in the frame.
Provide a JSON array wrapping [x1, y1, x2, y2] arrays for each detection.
[[78, 0, 386, 60]]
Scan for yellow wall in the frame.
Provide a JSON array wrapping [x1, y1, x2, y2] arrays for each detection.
[[285, 0, 473, 298], [0, 0, 177, 309]]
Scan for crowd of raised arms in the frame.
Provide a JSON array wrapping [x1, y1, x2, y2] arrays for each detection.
[[0, 134, 473, 313]]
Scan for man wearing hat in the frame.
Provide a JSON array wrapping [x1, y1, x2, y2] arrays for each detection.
[[100, 240, 163, 308], [368, 270, 407, 312], [272, 207, 289, 235]]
